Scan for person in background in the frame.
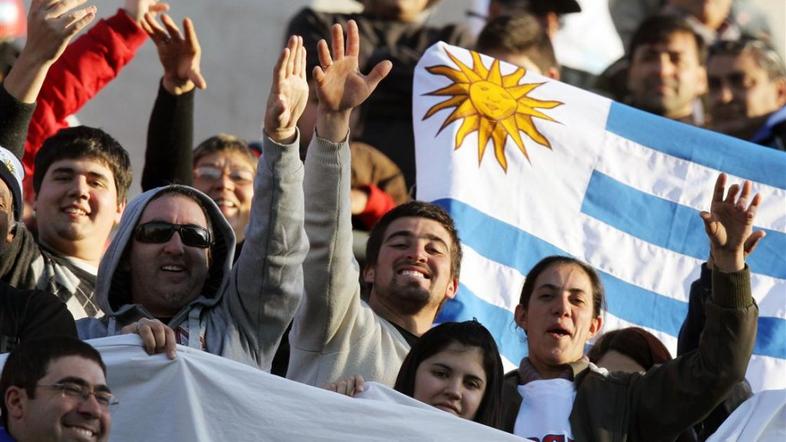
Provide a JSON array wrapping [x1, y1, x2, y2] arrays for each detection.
[[287, 0, 473, 190], [475, 12, 560, 80], [706, 38, 786, 150]]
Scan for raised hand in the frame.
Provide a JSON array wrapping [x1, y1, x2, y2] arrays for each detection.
[[263, 35, 309, 144], [4, 0, 97, 103], [141, 13, 206, 95], [700, 173, 763, 272], [313, 20, 392, 142], [123, 0, 168, 24]]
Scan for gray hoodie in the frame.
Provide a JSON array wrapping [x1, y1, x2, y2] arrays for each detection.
[[77, 137, 307, 371]]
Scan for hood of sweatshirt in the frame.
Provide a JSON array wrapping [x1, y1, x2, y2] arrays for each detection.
[[95, 185, 235, 322]]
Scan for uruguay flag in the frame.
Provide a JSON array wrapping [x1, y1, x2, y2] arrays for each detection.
[[413, 42, 786, 392]]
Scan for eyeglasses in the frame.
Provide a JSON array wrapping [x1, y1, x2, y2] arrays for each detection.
[[134, 221, 212, 248], [193, 166, 254, 185], [38, 382, 118, 410]]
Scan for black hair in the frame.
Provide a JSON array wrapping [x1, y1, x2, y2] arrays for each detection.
[[628, 15, 707, 66], [0, 337, 106, 427], [394, 320, 503, 428], [365, 201, 462, 279], [519, 255, 605, 319], [33, 126, 132, 203]]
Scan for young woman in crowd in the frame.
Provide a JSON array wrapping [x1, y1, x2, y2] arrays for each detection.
[[325, 320, 504, 428], [501, 173, 758, 441]]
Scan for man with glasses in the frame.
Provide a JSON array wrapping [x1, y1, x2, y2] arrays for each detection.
[[706, 38, 786, 150], [0, 336, 113, 442], [76, 35, 310, 372]]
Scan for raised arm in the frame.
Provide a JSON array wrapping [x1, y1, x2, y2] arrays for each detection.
[[22, 0, 166, 195], [622, 173, 760, 441], [141, 13, 205, 190], [293, 20, 391, 352], [0, 0, 96, 156], [221, 35, 310, 371]]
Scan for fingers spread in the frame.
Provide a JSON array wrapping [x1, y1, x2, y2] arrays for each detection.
[[366, 60, 393, 90], [346, 20, 360, 57], [184, 17, 201, 51], [160, 14, 184, 42], [712, 173, 726, 204], [331, 23, 345, 60], [317, 39, 332, 69]]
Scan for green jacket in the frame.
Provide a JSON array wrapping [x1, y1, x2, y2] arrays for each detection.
[[501, 268, 757, 442]]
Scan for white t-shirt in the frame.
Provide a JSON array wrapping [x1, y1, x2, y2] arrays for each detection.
[[514, 379, 576, 441]]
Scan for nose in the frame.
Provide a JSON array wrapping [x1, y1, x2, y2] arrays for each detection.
[[212, 170, 235, 191], [552, 292, 571, 317], [405, 242, 428, 262], [67, 176, 90, 199], [77, 393, 103, 417], [162, 231, 186, 255], [717, 81, 734, 105], [654, 54, 676, 77], [443, 377, 462, 400]]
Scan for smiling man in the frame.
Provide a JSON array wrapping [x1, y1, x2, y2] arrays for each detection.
[[286, 21, 461, 388], [0, 337, 112, 442], [626, 15, 708, 125], [75, 35, 310, 371]]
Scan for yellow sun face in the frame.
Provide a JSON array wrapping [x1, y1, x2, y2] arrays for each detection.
[[422, 49, 563, 171]]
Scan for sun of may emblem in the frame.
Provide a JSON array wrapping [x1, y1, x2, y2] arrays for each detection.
[[422, 49, 563, 171]]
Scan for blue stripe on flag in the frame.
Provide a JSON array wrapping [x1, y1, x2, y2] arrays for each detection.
[[606, 102, 786, 189], [756, 317, 786, 359], [434, 198, 786, 359], [437, 284, 527, 365], [581, 170, 786, 280]]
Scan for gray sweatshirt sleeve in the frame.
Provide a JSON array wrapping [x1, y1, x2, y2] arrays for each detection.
[[221, 133, 308, 371], [291, 134, 363, 353]]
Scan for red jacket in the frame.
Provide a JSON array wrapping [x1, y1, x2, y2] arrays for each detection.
[[22, 9, 146, 200]]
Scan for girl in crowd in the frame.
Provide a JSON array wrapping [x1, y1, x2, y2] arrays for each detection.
[[501, 198, 757, 442], [326, 320, 504, 428]]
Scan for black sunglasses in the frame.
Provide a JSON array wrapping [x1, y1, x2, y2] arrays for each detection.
[[134, 221, 213, 249]]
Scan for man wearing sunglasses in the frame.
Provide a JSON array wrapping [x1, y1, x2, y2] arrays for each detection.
[[75, 35, 310, 371], [0, 336, 112, 442]]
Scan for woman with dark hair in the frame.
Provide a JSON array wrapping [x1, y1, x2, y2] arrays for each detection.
[[325, 320, 504, 428], [587, 326, 672, 373], [500, 175, 760, 441]]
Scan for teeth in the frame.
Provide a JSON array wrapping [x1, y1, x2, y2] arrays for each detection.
[[64, 207, 87, 215], [161, 265, 184, 272], [400, 270, 425, 279], [68, 427, 95, 438]]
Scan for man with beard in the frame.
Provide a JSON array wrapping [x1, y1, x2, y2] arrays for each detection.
[[706, 38, 786, 150], [625, 14, 708, 125], [286, 21, 462, 388]]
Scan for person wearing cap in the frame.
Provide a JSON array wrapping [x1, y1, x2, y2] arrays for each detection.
[[286, 0, 473, 190]]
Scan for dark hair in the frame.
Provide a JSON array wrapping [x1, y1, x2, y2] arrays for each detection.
[[628, 15, 707, 66], [519, 256, 605, 318], [708, 38, 786, 81], [33, 126, 132, 203], [476, 13, 558, 73], [0, 337, 106, 427], [587, 327, 672, 370], [394, 321, 503, 427], [365, 201, 462, 278], [148, 186, 214, 238], [193, 133, 258, 169]]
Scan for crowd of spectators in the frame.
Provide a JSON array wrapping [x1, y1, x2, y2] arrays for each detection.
[[0, 0, 780, 440]]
